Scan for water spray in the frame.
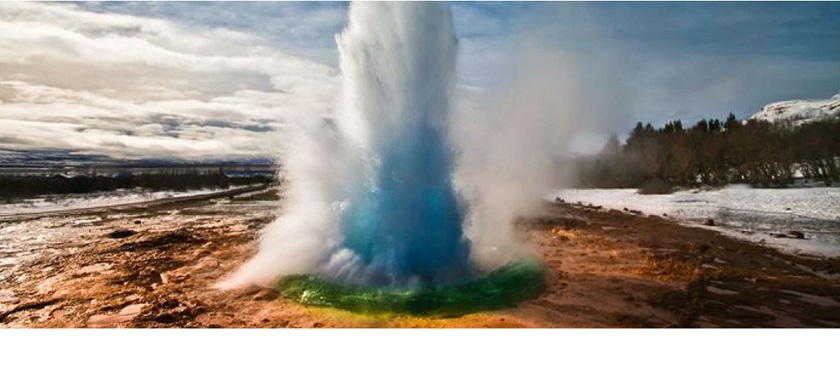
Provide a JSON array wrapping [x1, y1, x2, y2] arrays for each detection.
[[220, 2, 544, 315]]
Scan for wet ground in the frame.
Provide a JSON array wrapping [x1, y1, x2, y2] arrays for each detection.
[[1, 188, 838, 328]]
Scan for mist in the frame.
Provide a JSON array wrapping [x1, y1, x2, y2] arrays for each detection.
[[452, 4, 630, 269], [219, 2, 629, 289]]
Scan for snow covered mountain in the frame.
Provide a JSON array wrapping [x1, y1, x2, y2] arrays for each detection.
[[750, 92, 840, 126]]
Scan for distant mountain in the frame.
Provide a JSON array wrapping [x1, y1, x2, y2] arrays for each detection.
[[750, 92, 840, 126], [0, 149, 274, 168]]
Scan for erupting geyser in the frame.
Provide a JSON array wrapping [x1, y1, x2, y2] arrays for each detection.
[[335, 2, 471, 286], [220, 2, 543, 313]]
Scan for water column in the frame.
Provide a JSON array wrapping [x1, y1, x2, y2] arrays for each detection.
[[334, 2, 471, 286]]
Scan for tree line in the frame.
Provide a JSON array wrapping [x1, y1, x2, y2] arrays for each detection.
[[573, 115, 840, 191], [0, 168, 273, 199]]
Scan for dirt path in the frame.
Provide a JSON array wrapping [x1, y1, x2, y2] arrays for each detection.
[[1, 193, 838, 328], [0, 184, 268, 222]]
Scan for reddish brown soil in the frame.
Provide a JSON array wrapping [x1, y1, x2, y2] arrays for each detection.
[[1, 192, 838, 328]]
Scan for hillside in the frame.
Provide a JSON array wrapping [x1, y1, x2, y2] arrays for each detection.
[[750, 92, 840, 126]]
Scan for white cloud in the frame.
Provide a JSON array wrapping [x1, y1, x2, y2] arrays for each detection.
[[0, 2, 340, 160], [4, 2, 836, 160]]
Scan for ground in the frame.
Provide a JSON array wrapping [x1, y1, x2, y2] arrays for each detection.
[[1, 188, 838, 328]]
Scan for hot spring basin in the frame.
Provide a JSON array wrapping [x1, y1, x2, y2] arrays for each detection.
[[278, 260, 545, 317]]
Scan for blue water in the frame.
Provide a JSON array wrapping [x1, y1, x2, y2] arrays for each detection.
[[323, 3, 473, 287], [340, 118, 472, 286]]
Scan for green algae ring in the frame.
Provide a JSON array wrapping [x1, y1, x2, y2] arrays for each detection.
[[278, 260, 545, 317]]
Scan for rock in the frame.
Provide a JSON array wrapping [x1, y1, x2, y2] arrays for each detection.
[[106, 229, 136, 239], [160, 299, 180, 309], [704, 219, 715, 226], [252, 289, 279, 301], [87, 303, 147, 328], [51, 309, 68, 319], [771, 231, 806, 239], [160, 272, 188, 284], [0, 298, 62, 323], [788, 230, 805, 239], [153, 314, 178, 324], [75, 263, 112, 275], [119, 303, 146, 316], [88, 314, 121, 327], [554, 197, 564, 203], [134, 220, 142, 225], [0, 290, 16, 304]]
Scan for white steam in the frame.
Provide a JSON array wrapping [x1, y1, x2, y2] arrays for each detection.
[[453, 12, 629, 269], [219, 2, 460, 289], [452, 47, 584, 269], [219, 2, 626, 289]]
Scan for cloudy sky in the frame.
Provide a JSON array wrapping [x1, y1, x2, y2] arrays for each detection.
[[1, 1, 839, 160]]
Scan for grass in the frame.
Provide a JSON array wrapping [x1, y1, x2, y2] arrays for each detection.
[[278, 260, 546, 317]]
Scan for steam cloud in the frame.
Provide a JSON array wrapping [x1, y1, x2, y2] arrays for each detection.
[[220, 2, 618, 289]]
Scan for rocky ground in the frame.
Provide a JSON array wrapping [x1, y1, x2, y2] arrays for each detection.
[[1, 188, 838, 328]]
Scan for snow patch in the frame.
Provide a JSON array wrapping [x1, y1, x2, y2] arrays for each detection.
[[552, 186, 840, 257], [0, 187, 245, 216], [750, 92, 840, 126]]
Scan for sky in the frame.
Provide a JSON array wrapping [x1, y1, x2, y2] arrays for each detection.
[[1, 1, 839, 161]]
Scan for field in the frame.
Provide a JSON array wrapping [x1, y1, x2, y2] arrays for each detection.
[[2, 185, 838, 328], [554, 186, 840, 257]]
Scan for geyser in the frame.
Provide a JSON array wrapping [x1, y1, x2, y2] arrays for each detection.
[[220, 2, 543, 312], [335, 2, 471, 286]]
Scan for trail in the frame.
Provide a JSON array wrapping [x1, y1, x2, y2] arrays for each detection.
[[0, 184, 268, 222]]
